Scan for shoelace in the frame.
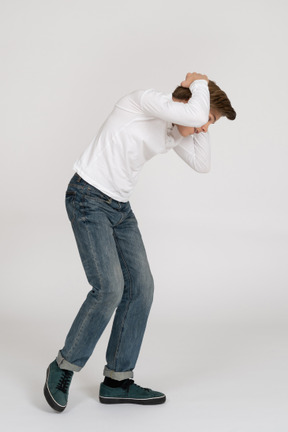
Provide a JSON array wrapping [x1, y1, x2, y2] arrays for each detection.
[[121, 379, 133, 390], [56, 370, 73, 393], [121, 379, 151, 392]]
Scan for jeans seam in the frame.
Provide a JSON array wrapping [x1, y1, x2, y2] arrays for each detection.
[[113, 208, 124, 226], [81, 193, 105, 295], [65, 194, 105, 359], [66, 191, 76, 224], [111, 232, 132, 371], [65, 301, 99, 359]]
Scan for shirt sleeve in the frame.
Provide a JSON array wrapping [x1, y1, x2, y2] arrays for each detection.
[[172, 128, 211, 173], [140, 80, 210, 127]]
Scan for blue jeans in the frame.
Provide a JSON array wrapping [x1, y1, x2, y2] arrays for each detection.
[[57, 173, 154, 380]]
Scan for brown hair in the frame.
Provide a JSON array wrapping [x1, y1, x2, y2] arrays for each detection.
[[172, 80, 236, 120]]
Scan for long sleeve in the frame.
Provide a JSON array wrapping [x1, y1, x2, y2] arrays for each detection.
[[172, 127, 211, 173], [140, 80, 210, 127]]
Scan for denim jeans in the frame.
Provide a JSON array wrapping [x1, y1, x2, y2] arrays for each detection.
[[57, 173, 154, 380]]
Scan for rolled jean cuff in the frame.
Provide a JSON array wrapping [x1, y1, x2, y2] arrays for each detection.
[[57, 351, 82, 372], [103, 366, 134, 381]]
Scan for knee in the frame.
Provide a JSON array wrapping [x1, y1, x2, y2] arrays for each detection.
[[89, 274, 124, 309], [147, 272, 154, 304], [136, 270, 154, 308]]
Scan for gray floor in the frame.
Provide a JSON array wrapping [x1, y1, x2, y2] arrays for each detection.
[[1, 315, 287, 432], [1, 217, 287, 431]]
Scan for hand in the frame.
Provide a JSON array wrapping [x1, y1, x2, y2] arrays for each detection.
[[181, 72, 209, 88]]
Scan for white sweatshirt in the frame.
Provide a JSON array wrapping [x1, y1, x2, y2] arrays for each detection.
[[73, 79, 210, 202]]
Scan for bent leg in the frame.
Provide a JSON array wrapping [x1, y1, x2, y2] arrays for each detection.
[[105, 210, 154, 378], [59, 190, 125, 371]]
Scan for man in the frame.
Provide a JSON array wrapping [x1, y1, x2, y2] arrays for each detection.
[[44, 72, 236, 412]]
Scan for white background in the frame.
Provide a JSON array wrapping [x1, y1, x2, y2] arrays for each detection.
[[1, 0, 287, 430]]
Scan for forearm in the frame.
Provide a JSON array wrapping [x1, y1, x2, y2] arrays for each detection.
[[140, 80, 210, 127], [172, 129, 211, 173]]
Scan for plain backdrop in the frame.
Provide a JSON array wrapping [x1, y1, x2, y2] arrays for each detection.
[[1, 0, 287, 431]]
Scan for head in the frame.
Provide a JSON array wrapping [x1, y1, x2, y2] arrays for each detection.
[[172, 80, 236, 134]]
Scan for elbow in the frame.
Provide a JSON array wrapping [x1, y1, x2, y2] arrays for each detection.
[[186, 159, 211, 173], [200, 166, 210, 174], [193, 153, 211, 173], [194, 163, 211, 173]]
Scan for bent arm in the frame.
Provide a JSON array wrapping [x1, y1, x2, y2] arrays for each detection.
[[172, 128, 211, 173], [140, 80, 210, 127]]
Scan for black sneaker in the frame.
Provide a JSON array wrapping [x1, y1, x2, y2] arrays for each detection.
[[99, 379, 166, 405], [44, 359, 74, 412]]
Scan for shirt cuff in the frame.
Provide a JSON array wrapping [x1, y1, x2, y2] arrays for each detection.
[[189, 79, 208, 91]]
